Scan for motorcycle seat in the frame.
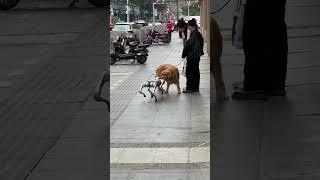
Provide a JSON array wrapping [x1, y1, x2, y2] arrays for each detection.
[[129, 42, 139, 47], [118, 53, 136, 59], [138, 44, 149, 48]]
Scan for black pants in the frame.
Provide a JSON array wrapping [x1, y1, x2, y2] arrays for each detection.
[[186, 57, 200, 91], [242, 0, 288, 91]]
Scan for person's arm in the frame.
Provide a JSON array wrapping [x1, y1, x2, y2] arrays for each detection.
[[199, 33, 205, 55], [199, 33, 204, 50], [184, 28, 188, 40], [182, 40, 190, 58], [182, 45, 187, 58], [193, 32, 204, 57]]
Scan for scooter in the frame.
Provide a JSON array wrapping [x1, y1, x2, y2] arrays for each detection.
[[143, 29, 170, 45], [116, 36, 149, 54], [110, 35, 148, 65], [128, 41, 149, 54]]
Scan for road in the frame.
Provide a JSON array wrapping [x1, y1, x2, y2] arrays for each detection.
[[0, 3, 107, 180]]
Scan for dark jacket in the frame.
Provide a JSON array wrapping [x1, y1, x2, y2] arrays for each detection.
[[182, 30, 204, 60]]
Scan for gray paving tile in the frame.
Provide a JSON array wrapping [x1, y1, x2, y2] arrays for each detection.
[[0, 80, 12, 88], [62, 110, 107, 138]]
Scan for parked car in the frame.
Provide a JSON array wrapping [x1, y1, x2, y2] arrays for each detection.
[[135, 20, 149, 28], [134, 20, 150, 40], [112, 22, 140, 31]]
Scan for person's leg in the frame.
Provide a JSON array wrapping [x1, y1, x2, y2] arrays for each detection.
[[212, 57, 226, 98], [241, 0, 263, 91], [185, 60, 193, 91], [184, 59, 196, 93], [233, 42, 268, 100], [263, 0, 287, 95], [279, 33, 288, 90], [232, 0, 268, 100], [185, 58, 200, 92], [243, 48, 266, 91], [194, 58, 200, 91], [210, 17, 226, 98]]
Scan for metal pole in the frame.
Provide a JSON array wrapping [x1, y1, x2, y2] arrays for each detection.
[[176, 0, 179, 20], [126, 0, 130, 22], [188, 1, 190, 17], [152, 3, 156, 25], [153, 3, 156, 26]]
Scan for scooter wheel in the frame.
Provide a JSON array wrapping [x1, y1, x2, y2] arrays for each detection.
[[137, 56, 147, 64]]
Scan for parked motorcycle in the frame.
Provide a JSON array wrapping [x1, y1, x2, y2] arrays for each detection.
[[128, 41, 149, 54], [143, 29, 170, 45], [110, 35, 148, 65], [117, 36, 149, 54]]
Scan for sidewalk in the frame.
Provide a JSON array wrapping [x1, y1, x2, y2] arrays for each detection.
[[212, 0, 320, 179], [110, 33, 210, 179], [0, 9, 107, 179]]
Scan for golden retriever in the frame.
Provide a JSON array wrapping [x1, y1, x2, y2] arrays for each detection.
[[155, 64, 181, 94], [155, 64, 174, 77]]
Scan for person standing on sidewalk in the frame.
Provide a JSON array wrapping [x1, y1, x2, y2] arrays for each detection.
[[182, 18, 204, 93], [210, 16, 227, 100], [176, 19, 188, 46], [166, 21, 174, 42], [232, 0, 288, 100]]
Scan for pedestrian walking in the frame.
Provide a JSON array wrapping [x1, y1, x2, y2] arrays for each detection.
[[232, 0, 288, 100], [166, 21, 174, 42], [210, 16, 227, 100], [182, 18, 204, 93], [176, 18, 188, 46]]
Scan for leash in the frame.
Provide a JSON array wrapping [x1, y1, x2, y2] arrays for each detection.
[[174, 58, 185, 67]]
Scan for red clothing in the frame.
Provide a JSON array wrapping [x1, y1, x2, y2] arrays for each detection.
[[166, 23, 174, 32]]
